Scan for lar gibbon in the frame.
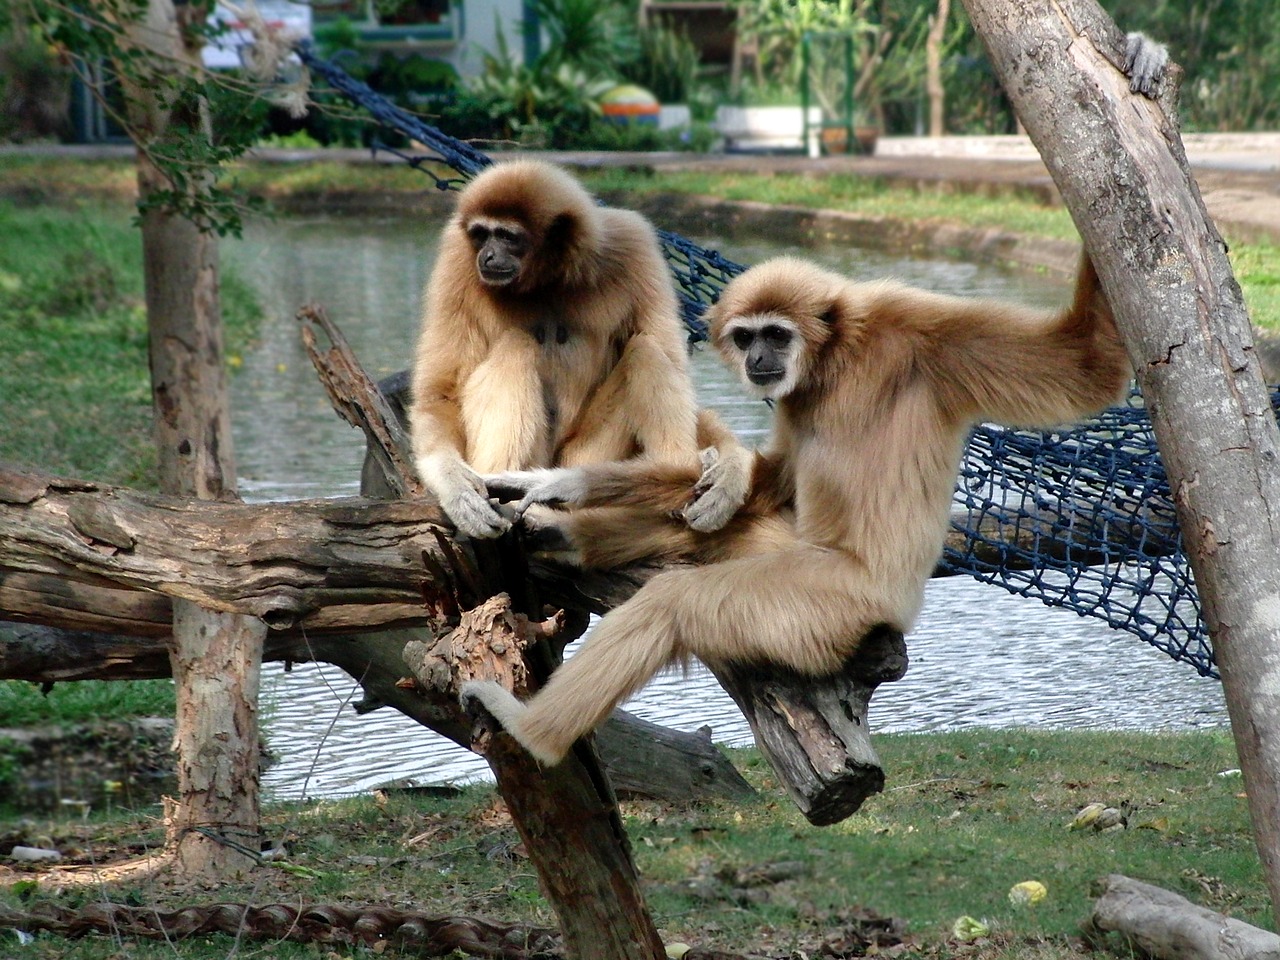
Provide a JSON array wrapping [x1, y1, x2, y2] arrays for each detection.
[[463, 253, 1133, 765], [408, 159, 750, 539]]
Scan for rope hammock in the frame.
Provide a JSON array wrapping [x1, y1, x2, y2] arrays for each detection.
[[300, 46, 1258, 681]]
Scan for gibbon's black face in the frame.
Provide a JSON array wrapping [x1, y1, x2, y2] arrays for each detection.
[[723, 315, 802, 399], [467, 218, 531, 288]]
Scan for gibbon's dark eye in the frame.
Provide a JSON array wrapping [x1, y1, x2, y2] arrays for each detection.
[[761, 325, 792, 348], [732, 328, 754, 350], [467, 224, 491, 248]]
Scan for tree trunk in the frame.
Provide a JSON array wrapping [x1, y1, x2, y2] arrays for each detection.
[[402, 594, 666, 959], [115, 0, 266, 879], [959, 0, 1280, 927], [925, 0, 950, 137]]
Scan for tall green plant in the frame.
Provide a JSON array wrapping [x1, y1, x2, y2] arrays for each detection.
[[532, 0, 638, 76], [622, 21, 699, 104], [465, 27, 613, 145], [734, 0, 874, 92]]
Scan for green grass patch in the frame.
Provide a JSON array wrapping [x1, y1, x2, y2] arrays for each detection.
[[0, 156, 138, 201], [0, 198, 261, 487], [0, 729, 1264, 958], [0, 679, 176, 727], [1230, 241, 1280, 333]]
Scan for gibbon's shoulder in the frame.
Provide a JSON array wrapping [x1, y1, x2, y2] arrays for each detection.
[[596, 206, 665, 264]]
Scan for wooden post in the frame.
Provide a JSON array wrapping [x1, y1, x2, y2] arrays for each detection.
[[115, 0, 267, 879]]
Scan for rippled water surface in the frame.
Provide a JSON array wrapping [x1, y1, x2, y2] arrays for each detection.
[[223, 212, 1227, 801]]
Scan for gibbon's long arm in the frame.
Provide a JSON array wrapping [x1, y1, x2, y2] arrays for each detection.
[[688, 410, 754, 532], [485, 444, 791, 523], [909, 254, 1131, 427], [410, 255, 519, 539]]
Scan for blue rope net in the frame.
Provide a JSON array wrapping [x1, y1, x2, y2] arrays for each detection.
[[301, 46, 1237, 680]]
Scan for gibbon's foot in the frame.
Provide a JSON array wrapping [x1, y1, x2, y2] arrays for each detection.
[[482, 467, 588, 517], [459, 680, 564, 766], [683, 445, 752, 533], [516, 504, 584, 566], [1124, 32, 1168, 96]]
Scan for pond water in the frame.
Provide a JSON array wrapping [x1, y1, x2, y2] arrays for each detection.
[[222, 211, 1228, 802]]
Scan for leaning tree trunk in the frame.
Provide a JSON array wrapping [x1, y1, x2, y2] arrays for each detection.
[[960, 0, 1280, 927], [116, 0, 267, 880]]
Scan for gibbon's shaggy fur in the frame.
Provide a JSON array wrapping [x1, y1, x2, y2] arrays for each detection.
[[464, 253, 1133, 765], [408, 159, 749, 539]]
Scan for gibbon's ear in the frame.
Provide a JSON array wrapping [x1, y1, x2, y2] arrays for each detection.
[[819, 305, 840, 326]]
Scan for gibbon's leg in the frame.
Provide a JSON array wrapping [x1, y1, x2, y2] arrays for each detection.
[[462, 545, 897, 764], [554, 494, 800, 569]]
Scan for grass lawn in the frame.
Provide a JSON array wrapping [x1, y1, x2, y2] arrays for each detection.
[[0, 729, 1266, 959]]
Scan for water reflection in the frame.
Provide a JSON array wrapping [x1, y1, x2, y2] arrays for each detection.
[[223, 212, 1227, 802]]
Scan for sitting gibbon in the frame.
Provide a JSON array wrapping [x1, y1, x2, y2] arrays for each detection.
[[463, 253, 1134, 765], [408, 159, 750, 539]]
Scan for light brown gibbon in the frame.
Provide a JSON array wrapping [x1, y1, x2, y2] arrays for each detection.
[[408, 158, 750, 540], [462, 253, 1134, 765]]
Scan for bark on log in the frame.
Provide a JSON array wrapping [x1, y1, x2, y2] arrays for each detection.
[[1086, 874, 1280, 960], [959, 0, 1280, 927], [712, 626, 909, 825], [0, 465, 448, 632]]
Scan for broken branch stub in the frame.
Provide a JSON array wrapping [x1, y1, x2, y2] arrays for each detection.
[[714, 625, 909, 826], [401, 592, 562, 710]]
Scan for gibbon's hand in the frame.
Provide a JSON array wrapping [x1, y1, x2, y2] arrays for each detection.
[[1124, 32, 1168, 96], [482, 467, 589, 517], [683, 445, 752, 532], [419, 454, 511, 539]]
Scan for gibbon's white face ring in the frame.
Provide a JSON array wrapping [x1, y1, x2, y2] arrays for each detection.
[[722, 313, 803, 400]]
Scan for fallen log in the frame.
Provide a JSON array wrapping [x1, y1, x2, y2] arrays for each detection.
[[1085, 874, 1280, 960]]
